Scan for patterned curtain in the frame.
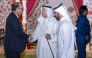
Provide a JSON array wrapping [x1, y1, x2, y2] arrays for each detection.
[[72, 0, 83, 16], [27, 0, 40, 19]]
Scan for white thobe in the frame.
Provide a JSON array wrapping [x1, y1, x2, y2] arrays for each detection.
[[31, 17, 58, 58], [56, 17, 76, 58]]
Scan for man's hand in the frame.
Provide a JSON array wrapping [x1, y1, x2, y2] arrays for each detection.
[[28, 36, 33, 43], [45, 33, 51, 40], [74, 30, 77, 32], [85, 35, 89, 40]]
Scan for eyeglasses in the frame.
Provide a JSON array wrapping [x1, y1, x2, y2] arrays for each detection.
[[17, 7, 24, 11]]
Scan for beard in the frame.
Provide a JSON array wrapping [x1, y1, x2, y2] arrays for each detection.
[[54, 16, 60, 21]]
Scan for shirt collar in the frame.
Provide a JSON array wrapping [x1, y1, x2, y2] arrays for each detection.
[[13, 12, 19, 18]]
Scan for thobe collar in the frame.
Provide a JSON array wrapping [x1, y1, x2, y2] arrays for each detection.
[[58, 17, 66, 26], [13, 12, 19, 18], [80, 14, 87, 17], [44, 17, 49, 23], [59, 17, 65, 23]]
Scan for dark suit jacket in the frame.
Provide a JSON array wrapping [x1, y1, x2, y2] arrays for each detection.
[[4, 12, 29, 53], [76, 14, 90, 43]]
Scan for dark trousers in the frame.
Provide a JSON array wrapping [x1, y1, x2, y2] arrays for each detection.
[[77, 41, 86, 58], [5, 49, 20, 58]]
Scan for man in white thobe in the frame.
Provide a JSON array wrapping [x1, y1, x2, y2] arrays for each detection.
[[30, 5, 58, 58], [53, 3, 76, 58]]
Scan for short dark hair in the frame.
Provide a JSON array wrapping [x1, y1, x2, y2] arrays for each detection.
[[79, 5, 88, 15], [11, 2, 20, 11]]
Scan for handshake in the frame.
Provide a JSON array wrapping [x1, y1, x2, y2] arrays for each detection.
[[27, 33, 51, 43]]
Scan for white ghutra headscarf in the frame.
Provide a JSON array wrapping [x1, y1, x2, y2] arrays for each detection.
[[37, 5, 54, 24], [53, 3, 76, 31]]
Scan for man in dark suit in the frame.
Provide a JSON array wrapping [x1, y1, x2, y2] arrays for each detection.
[[76, 5, 90, 58], [4, 2, 29, 58]]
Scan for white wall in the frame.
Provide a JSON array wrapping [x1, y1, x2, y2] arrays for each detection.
[[48, 0, 74, 8]]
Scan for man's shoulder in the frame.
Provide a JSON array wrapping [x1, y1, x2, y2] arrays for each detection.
[[49, 17, 56, 21], [7, 12, 17, 19], [78, 14, 86, 19], [61, 21, 70, 29], [7, 13, 12, 19], [49, 17, 58, 24], [59, 22, 70, 31], [62, 21, 69, 25], [77, 16, 86, 22], [9, 12, 16, 17]]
